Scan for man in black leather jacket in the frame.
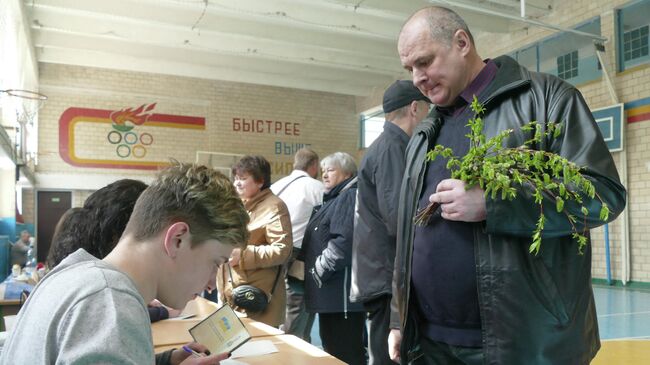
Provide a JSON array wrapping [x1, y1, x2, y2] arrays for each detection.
[[389, 6, 627, 365]]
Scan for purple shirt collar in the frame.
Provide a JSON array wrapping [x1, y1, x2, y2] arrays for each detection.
[[439, 59, 498, 117]]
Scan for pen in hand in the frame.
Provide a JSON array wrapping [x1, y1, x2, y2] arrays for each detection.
[[182, 345, 206, 358]]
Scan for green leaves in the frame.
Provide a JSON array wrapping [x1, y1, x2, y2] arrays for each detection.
[[600, 204, 610, 221], [530, 214, 546, 255], [418, 96, 610, 255]]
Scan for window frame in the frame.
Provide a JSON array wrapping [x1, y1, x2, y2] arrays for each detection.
[[359, 107, 385, 149], [617, 0, 650, 72], [508, 16, 602, 86]]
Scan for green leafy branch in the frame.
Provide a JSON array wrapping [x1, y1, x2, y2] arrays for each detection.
[[413, 97, 609, 255]]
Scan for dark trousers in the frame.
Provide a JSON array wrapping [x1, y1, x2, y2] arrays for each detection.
[[412, 336, 483, 365], [319, 311, 367, 365], [281, 277, 315, 342], [364, 295, 394, 365]]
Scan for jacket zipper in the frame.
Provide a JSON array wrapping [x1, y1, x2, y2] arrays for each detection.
[[343, 266, 348, 319], [474, 224, 489, 354], [401, 133, 429, 331]]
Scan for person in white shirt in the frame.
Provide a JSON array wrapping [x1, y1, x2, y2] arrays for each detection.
[[271, 148, 324, 342]]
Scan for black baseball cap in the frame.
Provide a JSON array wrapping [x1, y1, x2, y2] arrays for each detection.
[[382, 80, 430, 113]]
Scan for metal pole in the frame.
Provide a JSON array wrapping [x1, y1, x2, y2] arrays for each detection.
[[604, 223, 612, 285], [594, 42, 619, 104]]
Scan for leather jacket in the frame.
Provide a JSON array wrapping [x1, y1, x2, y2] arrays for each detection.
[[392, 56, 627, 364]]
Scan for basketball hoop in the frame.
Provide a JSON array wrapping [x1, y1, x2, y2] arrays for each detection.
[[1, 89, 48, 166], [0, 89, 48, 126]]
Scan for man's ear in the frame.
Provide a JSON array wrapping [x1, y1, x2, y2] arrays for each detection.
[[453, 29, 471, 56], [409, 100, 419, 116], [162, 222, 190, 258], [308, 161, 320, 179]]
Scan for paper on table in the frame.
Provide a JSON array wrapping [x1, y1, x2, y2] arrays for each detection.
[[180, 296, 220, 319], [220, 359, 249, 365], [230, 340, 279, 359], [167, 313, 196, 321]]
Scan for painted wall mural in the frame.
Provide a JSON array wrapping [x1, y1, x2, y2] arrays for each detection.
[[59, 103, 205, 170], [625, 96, 650, 124]]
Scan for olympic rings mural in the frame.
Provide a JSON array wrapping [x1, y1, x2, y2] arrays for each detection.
[[59, 103, 205, 170], [104, 104, 158, 159]]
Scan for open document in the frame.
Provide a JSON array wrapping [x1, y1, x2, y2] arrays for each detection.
[[189, 304, 251, 355]]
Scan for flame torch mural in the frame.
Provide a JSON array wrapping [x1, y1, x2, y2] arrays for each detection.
[[59, 103, 205, 170]]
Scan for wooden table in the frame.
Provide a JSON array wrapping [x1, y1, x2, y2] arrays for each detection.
[[233, 334, 346, 365], [151, 297, 283, 347], [152, 297, 344, 364], [0, 299, 21, 331], [155, 334, 345, 365], [151, 316, 283, 347]]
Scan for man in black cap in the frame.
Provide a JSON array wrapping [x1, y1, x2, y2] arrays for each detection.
[[351, 80, 430, 365]]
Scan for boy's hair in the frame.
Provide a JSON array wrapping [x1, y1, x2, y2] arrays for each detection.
[[231, 155, 272, 190], [123, 162, 249, 247]]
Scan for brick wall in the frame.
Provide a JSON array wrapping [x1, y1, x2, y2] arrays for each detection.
[[37, 63, 359, 185], [20, 188, 34, 223]]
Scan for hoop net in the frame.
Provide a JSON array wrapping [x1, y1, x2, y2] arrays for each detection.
[[0, 89, 48, 125]]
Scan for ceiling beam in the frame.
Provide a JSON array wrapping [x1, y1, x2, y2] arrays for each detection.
[[29, 0, 405, 40], [36, 47, 395, 96], [33, 29, 400, 78], [30, 7, 401, 72]]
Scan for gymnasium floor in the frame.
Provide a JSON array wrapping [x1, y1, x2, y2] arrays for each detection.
[[592, 284, 650, 364], [310, 284, 650, 363]]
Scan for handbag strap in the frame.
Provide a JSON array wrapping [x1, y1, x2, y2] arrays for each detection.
[[269, 175, 306, 294], [275, 175, 307, 197], [226, 175, 301, 301], [227, 262, 283, 301], [269, 265, 283, 297]]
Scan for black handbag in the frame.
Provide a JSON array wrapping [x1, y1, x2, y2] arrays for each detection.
[[228, 264, 282, 313], [231, 284, 270, 312]]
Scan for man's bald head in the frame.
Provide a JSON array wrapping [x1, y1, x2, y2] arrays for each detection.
[[400, 7, 474, 48]]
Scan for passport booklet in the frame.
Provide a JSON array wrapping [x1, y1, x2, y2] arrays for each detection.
[[188, 304, 251, 355]]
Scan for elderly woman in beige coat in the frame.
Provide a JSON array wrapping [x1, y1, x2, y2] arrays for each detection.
[[217, 155, 293, 327]]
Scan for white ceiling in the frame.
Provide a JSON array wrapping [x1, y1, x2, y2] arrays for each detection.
[[25, 0, 554, 96]]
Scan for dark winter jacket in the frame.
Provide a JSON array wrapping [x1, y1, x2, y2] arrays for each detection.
[[392, 55, 627, 365], [302, 176, 364, 314], [350, 121, 410, 303]]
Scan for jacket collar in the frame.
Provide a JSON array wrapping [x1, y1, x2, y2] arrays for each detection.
[[289, 169, 310, 178], [323, 175, 357, 202], [412, 108, 444, 144], [480, 55, 531, 107], [383, 121, 410, 145], [243, 188, 273, 211]]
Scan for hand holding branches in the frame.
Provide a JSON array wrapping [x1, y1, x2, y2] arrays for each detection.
[[414, 97, 609, 255]]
